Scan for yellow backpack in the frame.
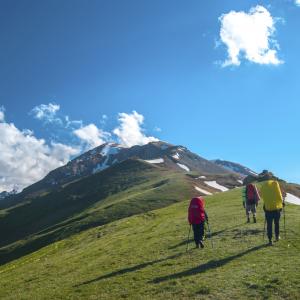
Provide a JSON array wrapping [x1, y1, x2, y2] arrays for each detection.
[[259, 180, 283, 211]]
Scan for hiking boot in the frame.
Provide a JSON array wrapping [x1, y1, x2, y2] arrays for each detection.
[[199, 241, 204, 249], [253, 216, 257, 223], [247, 218, 250, 223], [268, 240, 273, 246], [195, 243, 200, 249], [275, 236, 281, 242]]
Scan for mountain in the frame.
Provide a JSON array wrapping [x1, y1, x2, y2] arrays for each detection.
[[0, 141, 243, 264], [13, 141, 239, 198], [212, 159, 258, 177], [0, 190, 17, 201]]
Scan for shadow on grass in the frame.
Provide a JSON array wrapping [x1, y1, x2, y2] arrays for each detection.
[[169, 223, 245, 250], [152, 244, 266, 283], [74, 253, 182, 287]]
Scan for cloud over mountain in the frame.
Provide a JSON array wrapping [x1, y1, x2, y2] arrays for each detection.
[[113, 111, 158, 147], [0, 108, 79, 192], [74, 124, 110, 150], [0, 105, 159, 192], [219, 5, 283, 67]]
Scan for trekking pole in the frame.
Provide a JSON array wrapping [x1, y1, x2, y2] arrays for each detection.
[[283, 207, 286, 239], [263, 218, 266, 240], [186, 224, 191, 252], [207, 222, 214, 249]]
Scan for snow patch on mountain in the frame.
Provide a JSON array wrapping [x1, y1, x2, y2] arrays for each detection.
[[237, 180, 243, 184], [204, 181, 228, 192], [172, 153, 180, 160], [177, 163, 190, 172], [212, 159, 257, 177], [285, 193, 300, 205], [144, 158, 164, 164], [197, 176, 206, 179], [194, 186, 212, 195]]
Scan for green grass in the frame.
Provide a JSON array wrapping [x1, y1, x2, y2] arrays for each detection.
[[0, 159, 194, 265], [0, 187, 299, 299]]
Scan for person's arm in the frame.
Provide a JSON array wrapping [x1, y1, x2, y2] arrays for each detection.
[[242, 187, 246, 208], [254, 185, 261, 206]]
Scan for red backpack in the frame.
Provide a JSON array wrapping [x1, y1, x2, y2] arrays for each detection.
[[246, 184, 258, 204], [188, 197, 206, 224]]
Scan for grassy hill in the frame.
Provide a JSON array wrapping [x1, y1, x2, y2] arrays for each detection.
[[0, 159, 197, 265], [0, 187, 299, 299]]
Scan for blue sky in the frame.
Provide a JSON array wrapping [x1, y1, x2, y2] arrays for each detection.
[[0, 0, 300, 191]]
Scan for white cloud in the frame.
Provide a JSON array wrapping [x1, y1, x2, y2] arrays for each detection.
[[113, 111, 158, 147], [65, 115, 83, 128], [30, 103, 61, 124], [0, 105, 160, 192], [219, 5, 283, 67], [74, 124, 110, 150], [0, 106, 5, 122], [296, 0, 300, 7], [0, 120, 79, 192], [100, 114, 108, 125]]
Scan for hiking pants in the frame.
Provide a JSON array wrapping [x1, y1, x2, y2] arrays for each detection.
[[245, 203, 257, 217], [265, 210, 281, 241], [192, 223, 205, 246]]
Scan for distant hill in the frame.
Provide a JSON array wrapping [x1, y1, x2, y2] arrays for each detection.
[[212, 159, 258, 177]]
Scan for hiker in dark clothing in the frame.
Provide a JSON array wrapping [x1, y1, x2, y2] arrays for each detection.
[[188, 197, 208, 248]]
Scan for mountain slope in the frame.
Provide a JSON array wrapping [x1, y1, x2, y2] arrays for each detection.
[[0, 139, 243, 266], [0, 187, 299, 299], [5, 141, 236, 201], [212, 159, 258, 177], [1, 156, 241, 264], [0, 159, 193, 263]]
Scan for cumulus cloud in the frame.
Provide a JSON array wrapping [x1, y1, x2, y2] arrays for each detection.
[[113, 111, 158, 147], [1, 105, 160, 192], [74, 124, 110, 150], [296, 0, 300, 6], [30, 103, 61, 124], [0, 120, 79, 192], [0, 106, 5, 122], [219, 5, 283, 67]]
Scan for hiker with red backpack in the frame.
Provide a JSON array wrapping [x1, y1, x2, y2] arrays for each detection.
[[188, 197, 208, 249], [243, 183, 260, 223]]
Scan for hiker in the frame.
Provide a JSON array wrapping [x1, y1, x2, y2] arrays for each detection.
[[259, 180, 285, 246], [243, 183, 260, 223], [188, 197, 208, 249]]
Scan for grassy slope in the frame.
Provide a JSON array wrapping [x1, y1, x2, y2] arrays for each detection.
[[0, 188, 299, 299], [0, 159, 194, 265]]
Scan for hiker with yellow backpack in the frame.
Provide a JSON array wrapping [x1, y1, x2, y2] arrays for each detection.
[[259, 179, 286, 246]]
